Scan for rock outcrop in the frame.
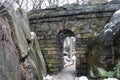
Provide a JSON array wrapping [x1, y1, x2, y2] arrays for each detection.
[[0, 3, 47, 80], [87, 9, 120, 78], [0, 17, 21, 80]]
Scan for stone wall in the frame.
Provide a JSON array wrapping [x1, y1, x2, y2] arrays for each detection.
[[39, 39, 63, 74], [29, 11, 113, 75]]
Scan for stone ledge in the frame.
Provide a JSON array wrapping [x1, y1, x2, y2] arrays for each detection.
[[29, 4, 120, 20]]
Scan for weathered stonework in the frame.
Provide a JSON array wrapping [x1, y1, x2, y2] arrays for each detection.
[[29, 9, 113, 75], [90, 0, 107, 4], [39, 39, 63, 74], [30, 12, 112, 74]]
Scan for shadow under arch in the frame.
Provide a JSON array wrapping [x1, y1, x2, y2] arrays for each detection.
[[57, 29, 75, 44]]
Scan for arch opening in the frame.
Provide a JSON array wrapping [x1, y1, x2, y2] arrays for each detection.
[[57, 29, 76, 67]]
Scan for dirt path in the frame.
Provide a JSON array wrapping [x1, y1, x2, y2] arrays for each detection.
[[53, 64, 76, 80]]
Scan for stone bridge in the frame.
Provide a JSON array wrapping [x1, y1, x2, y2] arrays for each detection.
[[28, 3, 120, 76]]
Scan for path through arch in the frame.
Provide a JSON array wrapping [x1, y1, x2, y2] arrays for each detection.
[[57, 29, 76, 67]]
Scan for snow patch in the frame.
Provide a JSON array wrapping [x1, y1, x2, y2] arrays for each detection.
[[75, 76, 88, 80], [104, 29, 112, 33], [30, 31, 35, 39], [43, 74, 54, 80], [107, 0, 113, 2]]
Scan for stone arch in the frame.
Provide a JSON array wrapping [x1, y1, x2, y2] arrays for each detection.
[[57, 29, 76, 67]]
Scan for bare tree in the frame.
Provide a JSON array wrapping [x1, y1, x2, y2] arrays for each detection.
[[0, 0, 91, 12], [0, 0, 16, 13]]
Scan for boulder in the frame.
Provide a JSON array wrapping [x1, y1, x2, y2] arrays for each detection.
[[0, 18, 21, 80], [0, 3, 47, 80], [87, 9, 120, 78]]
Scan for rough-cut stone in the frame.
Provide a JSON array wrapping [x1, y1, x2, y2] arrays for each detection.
[[29, 4, 115, 75], [90, 0, 107, 4], [38, 39, 63, 74], [29, 4, 120, 20]]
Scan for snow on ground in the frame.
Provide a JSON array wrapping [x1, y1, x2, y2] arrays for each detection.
[[43, 64, 76, 80], [43, 57, 118, 80], [75, 76, 88, 80]]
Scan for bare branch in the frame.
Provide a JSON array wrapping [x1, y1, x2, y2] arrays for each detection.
[[35, 0, 44, 9], [0, 0, 16, 13]]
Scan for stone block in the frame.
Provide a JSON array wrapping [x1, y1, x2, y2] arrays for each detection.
[[47, 64, 53, 68], [44, 48, 58, 51], [81, 33, 93, 38], [90, 0, 107, 4], [46, 44, 57, 47], [76, 51, 86, 55]]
